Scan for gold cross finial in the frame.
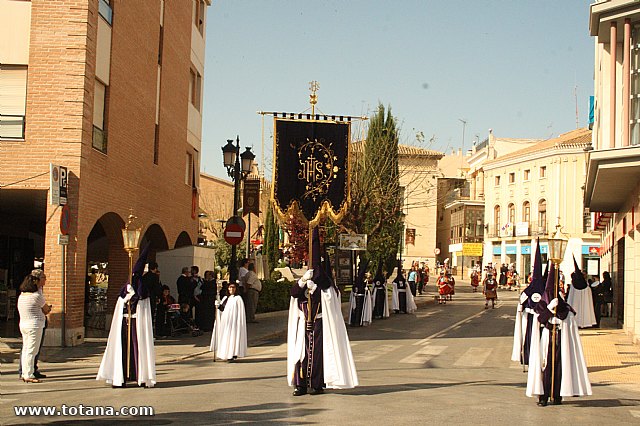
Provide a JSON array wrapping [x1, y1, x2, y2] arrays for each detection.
[[309, 80, 319, 115]]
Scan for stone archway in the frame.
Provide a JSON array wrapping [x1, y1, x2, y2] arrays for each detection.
[[85, 212, 127, 332], [140, 223, 169, 263], [175, 231, 192, 248]]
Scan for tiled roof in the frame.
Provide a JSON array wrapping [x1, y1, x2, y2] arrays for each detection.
[[351, 140, 444, 158], [485, 128, 592, 164]]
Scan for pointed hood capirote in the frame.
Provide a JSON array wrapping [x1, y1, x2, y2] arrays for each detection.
[[120, 242, 151, 298], [394, 259, 405, 283], [570, 255, 588, 290], [522, 240, 546, 309], [355, 258, 370, 292], [535, 262, 574, 322]]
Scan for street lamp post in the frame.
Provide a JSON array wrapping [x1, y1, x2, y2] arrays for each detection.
[[222, 136, 255, 284], [547, 223, 568, 402], [121, 212, 141, 382]]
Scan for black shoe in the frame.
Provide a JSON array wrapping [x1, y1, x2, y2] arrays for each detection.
[[552, 397, 563, 405], [34, 371, 47, 379], [293, 387, 307, 396], [309, 387, 324, 395], [537, 397, 548, 407]]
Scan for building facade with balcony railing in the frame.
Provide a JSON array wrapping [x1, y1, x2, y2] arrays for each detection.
[[482, 128, 601, 279], [586, 1, 640, 341]]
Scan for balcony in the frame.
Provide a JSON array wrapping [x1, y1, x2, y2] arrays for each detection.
[[585, 145, 640, 212], [0, 114, 26, 140]]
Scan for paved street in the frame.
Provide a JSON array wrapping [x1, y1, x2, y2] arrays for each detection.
[[2, 282, 640, 425]]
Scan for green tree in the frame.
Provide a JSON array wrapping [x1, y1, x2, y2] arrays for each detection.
[[341, 103, 403, 275], [263, 204, 280, 272]]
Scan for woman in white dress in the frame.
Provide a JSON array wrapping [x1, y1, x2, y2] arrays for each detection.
[[210, 283, 247, 361]]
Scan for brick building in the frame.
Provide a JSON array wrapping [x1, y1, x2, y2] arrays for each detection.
[[0, 0, 210, 345]]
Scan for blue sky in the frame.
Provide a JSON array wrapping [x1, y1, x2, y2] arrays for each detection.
[[201, 1, 594, 179]]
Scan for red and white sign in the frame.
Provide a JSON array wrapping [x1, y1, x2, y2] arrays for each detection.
[[224, 223, 244, 245]]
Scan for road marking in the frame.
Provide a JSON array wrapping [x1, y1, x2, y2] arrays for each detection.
[[399, 345, 447, 364], [355, 344, 397, 363], [453, 347, 493, 367], [413, 309, 487, 346], [630, 410, 640, 418]]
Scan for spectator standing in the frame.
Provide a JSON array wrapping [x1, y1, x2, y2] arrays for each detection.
[[142, 261, 162, 332], [17, 270, 51, 383], [196, 270, 217, 331], [176, 267, 192, 317], [156, 285, 175, 337], [244, 263, 262, 323], [408, 265, 417, 297], [237, 258, 249, 295], [191, 266, 203, 321]]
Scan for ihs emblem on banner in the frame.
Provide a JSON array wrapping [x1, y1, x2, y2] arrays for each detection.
[[296, 138, 339, 202]]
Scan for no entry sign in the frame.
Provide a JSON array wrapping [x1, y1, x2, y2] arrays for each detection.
[[224, 223, 244, 245]]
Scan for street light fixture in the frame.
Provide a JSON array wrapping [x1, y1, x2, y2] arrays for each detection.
[[221, 136, 255, 284], [547, 222, 568, 402], [121, 212, 140, 381]]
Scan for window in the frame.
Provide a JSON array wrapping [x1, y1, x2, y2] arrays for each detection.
[[495, 175, 501, 186], [99, 0, 113, 25], [523, 169, 530, 181], [538, 199, 547, 235], [92, 79, 108, 153], [194, 0, 205, 35], [189, 67, 201, 111], [523, 201, 530, 223], [632, 26, 640, 145], [185, 152, 193, 185], [0, 65, 28, 140], [508, 203, 515, 224], [540, 166, 546, 178], [494, 205, 501, 235], [508, 172, 515, 183]]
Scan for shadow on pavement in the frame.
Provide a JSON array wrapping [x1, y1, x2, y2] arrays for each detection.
[[43, 402, 322, 425], [563, 398, 640, 408], [338, 380, 487, 396]]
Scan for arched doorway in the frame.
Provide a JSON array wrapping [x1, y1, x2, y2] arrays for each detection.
[[140, 223, 169, 263], [85, 212, 126, 334], [175, 231, 192, 248]]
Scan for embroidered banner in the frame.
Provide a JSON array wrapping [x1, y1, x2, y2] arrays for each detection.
[[272, 118, 349, 226]]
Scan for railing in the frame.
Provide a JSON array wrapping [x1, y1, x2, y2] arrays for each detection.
[[529, 221, 548, 236], [92, 126, 107, 153], [0, 114, 26, 140]]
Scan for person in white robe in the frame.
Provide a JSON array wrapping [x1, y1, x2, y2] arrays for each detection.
[[391, 263, 416, 313], [371, 263, 389, 319], [287, 227, 358, 396], [97, 244, 155, 388], [526, 262, 592, 406], [210, 282, 247, 361], [566, 256, 597, 329]]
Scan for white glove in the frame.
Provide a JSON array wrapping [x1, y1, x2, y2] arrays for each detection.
[[301, 269, 314, 283], [517, 304, 523, 312], [298, 278, 307, 288], [307, 280, 318, 294], [547, 298, 559, 311], [519, 292, 528, 304], [214, 300, 221, 307]]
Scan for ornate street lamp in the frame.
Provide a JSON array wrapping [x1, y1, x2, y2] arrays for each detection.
[[121, 212, 140, 380], [221, 136, 255, 283], [547, 222, 568, 401]]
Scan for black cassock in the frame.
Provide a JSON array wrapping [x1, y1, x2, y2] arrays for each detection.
[[393, 279, 408, 313], [372, 280, 387, 319], [119, 281, 149, 383]]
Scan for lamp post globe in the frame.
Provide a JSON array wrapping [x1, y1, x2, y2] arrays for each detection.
[[221, 137, 254, 284]]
